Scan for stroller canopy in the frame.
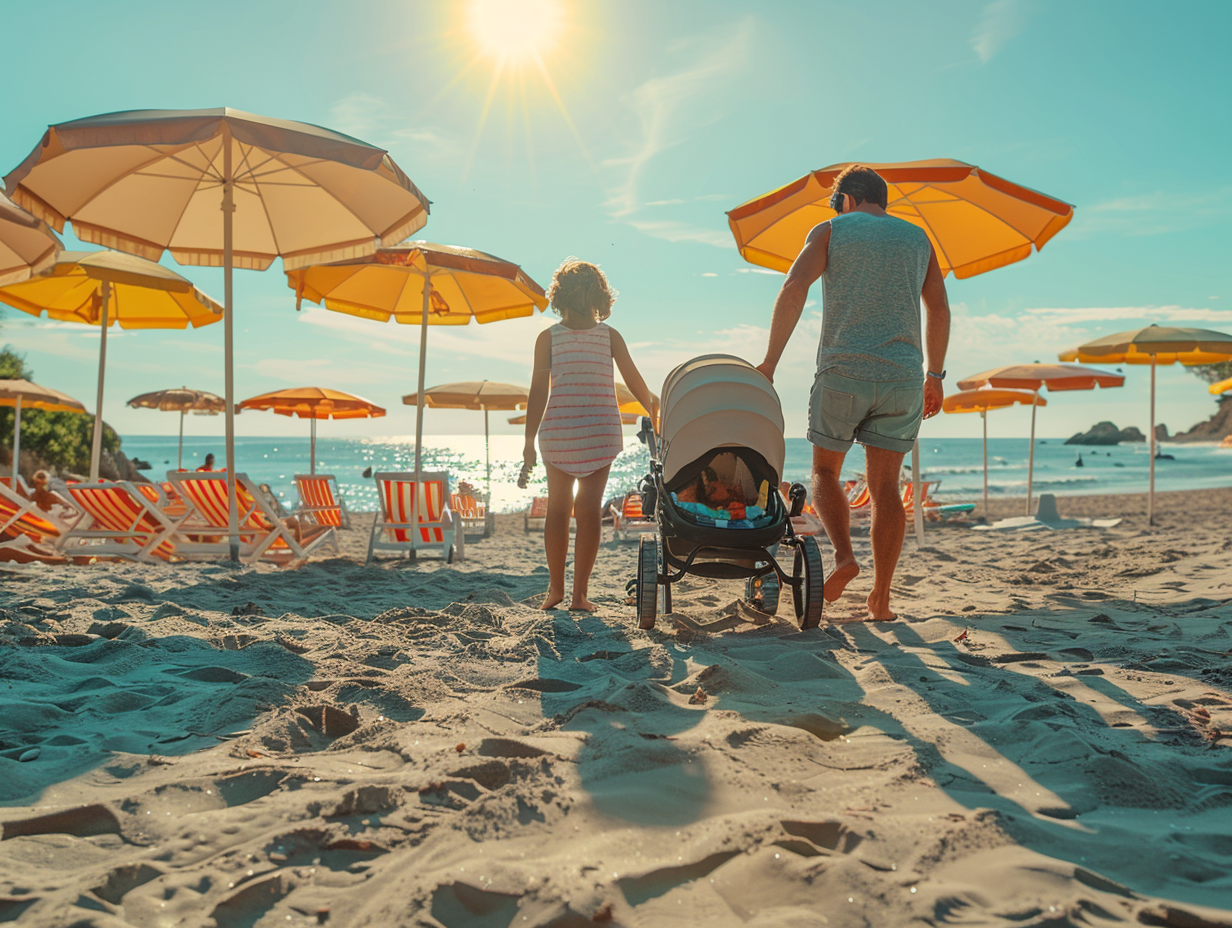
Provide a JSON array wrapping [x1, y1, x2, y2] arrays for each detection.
[[659, 354, 785, 485]]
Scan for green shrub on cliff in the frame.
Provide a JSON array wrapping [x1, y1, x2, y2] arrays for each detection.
[[0, 345, 119, 475]]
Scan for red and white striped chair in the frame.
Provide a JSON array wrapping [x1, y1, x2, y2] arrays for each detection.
[[450, 491, 489, 541], [368, 471, 460, 564], [166, 471, 334, 563], [610, 491, 657, 542], [0, 480, 64, 545], [294, 474, 351, 533], [58, 480, 179, 561]]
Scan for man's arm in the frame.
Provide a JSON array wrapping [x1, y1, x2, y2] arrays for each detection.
[[920, 245, 950, 419], [756, 223, 831, 383]]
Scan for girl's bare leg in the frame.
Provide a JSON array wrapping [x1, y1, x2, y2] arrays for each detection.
[[542, 462, 575, 609], [569, 465, 611, 611]]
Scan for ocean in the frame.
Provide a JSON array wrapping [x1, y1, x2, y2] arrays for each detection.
[[118, 432, 1232, 515]]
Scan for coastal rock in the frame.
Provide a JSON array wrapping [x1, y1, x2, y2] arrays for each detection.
[[1065, 421, 1145, 445], [1171, 395, 1232, 442]]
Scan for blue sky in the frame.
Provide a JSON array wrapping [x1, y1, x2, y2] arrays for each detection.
[[1, 0, 1229, 443]]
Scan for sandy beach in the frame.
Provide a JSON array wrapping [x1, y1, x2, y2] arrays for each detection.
[[2, 486, 1230, 927]]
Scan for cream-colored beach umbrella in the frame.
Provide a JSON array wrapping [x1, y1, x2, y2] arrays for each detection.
[[942, 388, 1047, 517], [1060, 325, 1232, 525], [4, 107, 430, 558], [237, 387, 385, 475], [957, 364, 1125, 516], [0, 250, 223, 480], [128, 387, 225, 469], [402, 381, 528, 499], [0, 379, 88, 481], [288, 243, 547, 550], [0, 191, 62, 287]]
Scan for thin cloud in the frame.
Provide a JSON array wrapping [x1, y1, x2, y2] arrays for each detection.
[[971, 0, 1023, 64], [622, 219, 733, 248], [1068, 187, 1232, 238], [329, 93, 463, 167], [1024, 305, 1232, 324]]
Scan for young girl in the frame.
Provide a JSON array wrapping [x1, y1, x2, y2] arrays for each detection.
[[523, 258, 656, 611]]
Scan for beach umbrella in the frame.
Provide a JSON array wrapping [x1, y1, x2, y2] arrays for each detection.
[[0, 379, 88, 481], [402, 381, 527, 499], [957, 364, 1124, 516], [236, 387, 385, 475], [941, 388, 1047, 517], [0, 250, 223, 479], [0, 191, 62, 287], [287, 243, 547, 550], [1059, 325, 1232, 525], [127, 387, 225, 469], [3, 107, 430, 559], [1210, 376, 1232, 395], [727, 159, 1073, 279]]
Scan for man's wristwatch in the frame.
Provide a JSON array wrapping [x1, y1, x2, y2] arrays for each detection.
[[927, 370, 946, 381]]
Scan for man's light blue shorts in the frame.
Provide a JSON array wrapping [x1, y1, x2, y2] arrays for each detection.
[[807, 370, 924, 454]]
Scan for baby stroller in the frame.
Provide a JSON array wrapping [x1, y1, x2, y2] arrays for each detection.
[[632, 354, 826, 630]]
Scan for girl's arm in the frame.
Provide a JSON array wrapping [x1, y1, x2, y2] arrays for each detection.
[[609, 327, 658, 429], [523, 328, 552, 467]]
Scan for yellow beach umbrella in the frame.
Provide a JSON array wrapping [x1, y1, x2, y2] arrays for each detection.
[[402, 381, 527, 499], [4, 107, 430, 559], [1060, 324, 1232, 524], [288, 243, 547, 550], [0, 379, 88, 481], [237, 387, 385, 475], [957, 364, 1124, 516], [942, 388, 1047, 517], [727, 159, 1073, 279], [128, 387, 226, 469], [1210, 376, 1232, 395], [0, 191, 61, 287], [0, 250, 222, 479]]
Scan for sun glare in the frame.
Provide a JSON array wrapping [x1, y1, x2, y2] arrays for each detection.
[[468, 0, 564, 64]]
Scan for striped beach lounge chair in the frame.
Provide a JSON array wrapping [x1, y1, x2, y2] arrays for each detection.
[[0, 480, 64, 544], [294, 474, 351, 531], [450, 491, 489, 541], [166, 471, 334, 563], [523, 496, 550, 533], [368, 471, 461, 564], [610, 491, 657, 542], [58, 480, 180, 561]]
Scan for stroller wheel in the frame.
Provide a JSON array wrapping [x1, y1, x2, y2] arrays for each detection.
[[745, 571, 780, 615], [792, 536, 825, 630], [636, 535, 660, 630]]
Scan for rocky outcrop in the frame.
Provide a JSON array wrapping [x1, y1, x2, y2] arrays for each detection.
[[1065, 421, 1146, 445], [1, 446, 146, 483], [1155, 423, 1170, 442], [1171, 396, 1232, 442]]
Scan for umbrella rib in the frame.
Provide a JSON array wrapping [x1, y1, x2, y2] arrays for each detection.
[[895, 185, 957, 272], [249, 149, 378, 254], [237, 143, 286, 258]]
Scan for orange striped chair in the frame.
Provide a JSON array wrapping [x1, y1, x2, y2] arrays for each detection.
[[450, 491, 489, 541], [166, 471, 334, 563], [368, 471, 460, 564], [610, 491, 657, 542], [295, 474, 351, 532], [0, 480, 63, 545], [58, 481, 179, 561], [523, 496, 550, 533]]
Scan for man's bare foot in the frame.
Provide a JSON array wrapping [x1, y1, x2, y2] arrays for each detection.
[[866, 591, 896, 622], [569, 596, 597, 612], [541, 589, 565, 610], [824, 559, 860, 602]]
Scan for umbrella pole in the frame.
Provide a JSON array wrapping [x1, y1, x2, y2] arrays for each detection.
[[411, 276, 430, 554], [484, 408, 491, 502], [310, 418, 317, 475], [982, 410, 989, 518], [911, 439, 924, 547], [89, 280, 111, 481], [177, 408, 185, 470], [1026, 394, 1038, 517], [223, 125, 239, 562], [1149, 355, 1156, 527], [11, 395, 21, 482]]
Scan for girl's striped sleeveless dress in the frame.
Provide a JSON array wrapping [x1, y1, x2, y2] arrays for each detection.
[[539, 322, 624, 478]]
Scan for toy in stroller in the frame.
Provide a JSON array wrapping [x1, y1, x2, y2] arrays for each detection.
[[632, 354, 827, 630]]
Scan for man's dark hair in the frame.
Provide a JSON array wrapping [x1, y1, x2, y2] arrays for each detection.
[[833, 164, 888, 209]]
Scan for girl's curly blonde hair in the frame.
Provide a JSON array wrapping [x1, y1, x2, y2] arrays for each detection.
[[546, 258, 616, 321]]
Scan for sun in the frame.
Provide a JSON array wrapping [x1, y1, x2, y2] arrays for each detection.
[[468, 0, 564, 64]]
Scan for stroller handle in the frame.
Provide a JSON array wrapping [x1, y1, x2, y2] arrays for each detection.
[[638, 415, 660, 462]]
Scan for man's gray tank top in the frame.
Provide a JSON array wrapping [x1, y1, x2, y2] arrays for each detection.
[[817, 212, 931, 382]]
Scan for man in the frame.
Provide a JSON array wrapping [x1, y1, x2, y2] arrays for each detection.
[[756, 165, 950, 621], [196, 453, 216, 472]]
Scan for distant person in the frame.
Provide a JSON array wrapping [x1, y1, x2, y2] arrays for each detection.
[[756, 165, 951, 622], [522, 258, 656, 612], [196, 453, 216, 472]]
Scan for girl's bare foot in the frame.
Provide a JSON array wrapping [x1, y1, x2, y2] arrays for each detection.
[[824, 558, 860, 602], [569, 596, 597, 612], [541, 589, 566, 610], [865, 590, 896, 622]]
